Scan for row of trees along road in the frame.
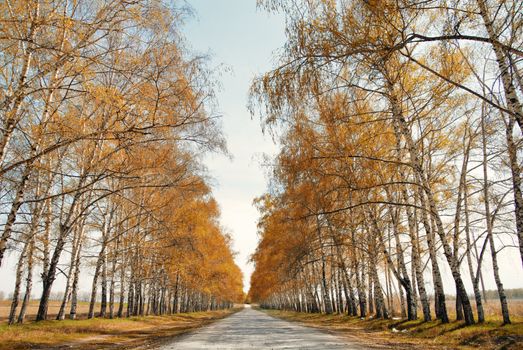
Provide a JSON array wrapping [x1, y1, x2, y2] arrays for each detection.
[[0, 0, 243, 324], [248, 0, 522, 326]]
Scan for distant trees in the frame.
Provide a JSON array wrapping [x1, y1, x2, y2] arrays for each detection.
[[1, 0, 243, 324], [249, 0, 521, 326]]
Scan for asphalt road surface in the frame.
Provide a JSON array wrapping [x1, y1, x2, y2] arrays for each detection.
[[160, 306, 364, 349]]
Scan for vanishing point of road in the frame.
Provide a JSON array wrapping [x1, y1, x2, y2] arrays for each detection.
[[160, 306, 364, 349]]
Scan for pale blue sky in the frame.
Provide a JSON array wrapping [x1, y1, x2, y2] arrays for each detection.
[[184, 0, 285, 292]]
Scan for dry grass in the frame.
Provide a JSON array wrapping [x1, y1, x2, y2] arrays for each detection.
[[0, 308, 239, 350], [263, 302, 523, 350], [0, 300, 118, 322], [384, 299, 523, 322]]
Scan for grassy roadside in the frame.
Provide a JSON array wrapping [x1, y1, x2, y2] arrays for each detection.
[[262, 309, 523, 350], [0, 308, 240, 350]]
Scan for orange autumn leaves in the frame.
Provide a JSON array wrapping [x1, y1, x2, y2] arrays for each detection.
[[0, 0, 242, 322]]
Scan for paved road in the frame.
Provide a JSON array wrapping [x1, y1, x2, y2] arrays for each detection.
[[160, 307, 363, 349]]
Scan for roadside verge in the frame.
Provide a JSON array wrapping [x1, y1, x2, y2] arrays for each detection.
[[261, 309, 523, 350], [0, 308, 241, 350]]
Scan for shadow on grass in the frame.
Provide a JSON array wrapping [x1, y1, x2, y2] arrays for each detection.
[[263, 308, 523, 350], [0, 309, 241, 350]]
